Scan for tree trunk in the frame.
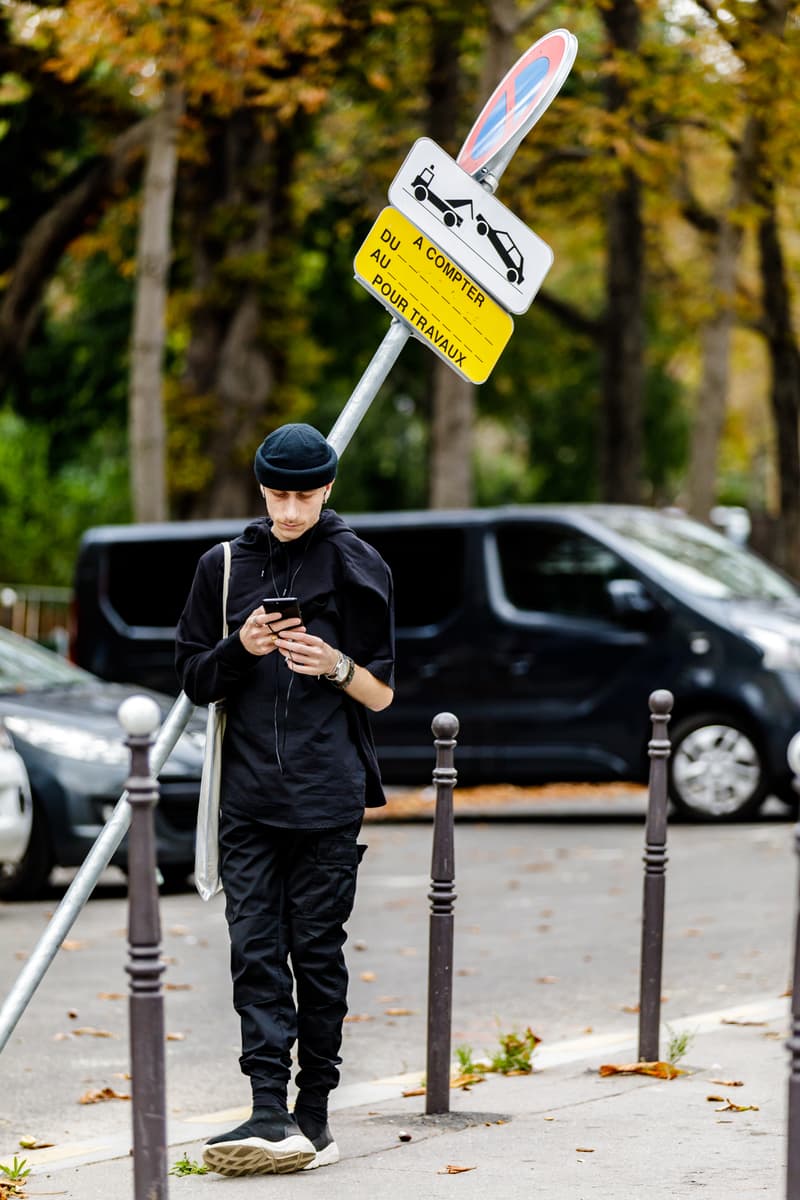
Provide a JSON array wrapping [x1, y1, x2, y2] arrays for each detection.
[[426, 7, 474, 508], [758, 198, 800, 578], [429, 366, 476, 507], [0, 120, 149, 388], [600, 0, 644, 503], [178, 115, 292, 519], [686, 118, 756, 520], [128, 86, 182, 522]]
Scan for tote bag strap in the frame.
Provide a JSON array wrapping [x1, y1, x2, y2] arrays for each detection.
[[221, 541, 231, 639]]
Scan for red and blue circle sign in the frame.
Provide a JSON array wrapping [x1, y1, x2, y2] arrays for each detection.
[[458, 29, 577, 177]]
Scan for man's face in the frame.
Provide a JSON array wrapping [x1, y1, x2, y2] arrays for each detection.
[[262, 486, 330, 541]]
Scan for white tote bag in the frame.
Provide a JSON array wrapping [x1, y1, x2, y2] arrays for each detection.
[[194, 541, 231, 901]]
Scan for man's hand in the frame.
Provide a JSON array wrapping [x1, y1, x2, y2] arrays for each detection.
[[239, 607, 303, 657], [275, 630, 337, 676]]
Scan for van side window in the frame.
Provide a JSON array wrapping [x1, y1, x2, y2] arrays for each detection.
[[496, 523, 627, 620], [357, 528, 464, 628], [107, 539, 220, 627]]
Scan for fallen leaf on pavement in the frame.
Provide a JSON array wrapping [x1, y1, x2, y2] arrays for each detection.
[[402, 1086, 426, 1097], [353, 940, 368, 951], [576, 1148, 595, 1153], [385, 1008, 414, 1016], [536, 976, 558, 984], [343, 1014, 373, 1023], [359, 971, 376, 982], [19, 1136, 55, 1149], [61, 940, 86, 951], [456, 968, 477, 976], [79, 1087, 130, 1104], [67, 1010, 78, 1019], [166, 1032, 185, 1041], [72, 1028, 115, 1038], [711, 1097, 759, 1113], [721, 1019, 766, 1027], [97, 992, 126, 1001], [438, 1165, 476, 1174], [709, 1079, 744, 1087], [621, 1004, 639, 1013], [599, 1061, 686, 1080], [763, 1031, 782, 1040], [165, 983, 192, 992], [167, 925, 190, 936], [451, 1074, 485, 1090]]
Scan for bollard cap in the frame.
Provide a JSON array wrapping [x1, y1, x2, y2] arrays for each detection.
[[649, 689, 674, 716], [118, 696, 161, 737], [432, 712, 459, 739]]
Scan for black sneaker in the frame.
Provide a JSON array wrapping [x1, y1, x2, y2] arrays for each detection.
[[294, 1110, 340, 1170], [202, 1107, 315, 1176]]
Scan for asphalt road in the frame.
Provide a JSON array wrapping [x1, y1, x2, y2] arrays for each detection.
[[0, 810, 795, 1157]]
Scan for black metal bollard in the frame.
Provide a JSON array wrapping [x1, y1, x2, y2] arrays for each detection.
[[787, 812, 800, 1198], [119, 697, 168, 1200], [637, 689, 673, 1062], [425, 712, 459, 1115]]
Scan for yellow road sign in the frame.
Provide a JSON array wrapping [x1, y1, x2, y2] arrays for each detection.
[[354, 207, 513, 385]]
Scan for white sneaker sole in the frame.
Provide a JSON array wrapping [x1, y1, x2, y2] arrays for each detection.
[[302, 1140, 340, 1170], [202, 1134, 315, 1176]]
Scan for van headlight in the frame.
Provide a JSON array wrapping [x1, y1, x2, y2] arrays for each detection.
[[3, 717, 130, 765], [743, 626, 800, 671]]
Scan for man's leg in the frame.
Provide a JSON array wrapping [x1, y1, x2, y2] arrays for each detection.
[[202, 810, 314, 1175], [286, 820, 364, 1168]]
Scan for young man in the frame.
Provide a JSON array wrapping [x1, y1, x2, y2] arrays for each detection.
[[176, 423, 395, 1176]]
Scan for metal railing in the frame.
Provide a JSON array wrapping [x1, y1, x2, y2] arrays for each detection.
[[0, 583, 71, 649]]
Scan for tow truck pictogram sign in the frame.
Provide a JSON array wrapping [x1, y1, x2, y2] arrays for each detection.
[[388, 137, 553, 315]]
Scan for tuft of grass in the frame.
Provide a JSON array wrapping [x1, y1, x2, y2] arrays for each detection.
[[169, 1154, 209, 1177], [454, 1044, 484, 1076], [0, 1159, 30, 1183], [665, 1025, 695, 1065], [488, 1027, 541, 1075]]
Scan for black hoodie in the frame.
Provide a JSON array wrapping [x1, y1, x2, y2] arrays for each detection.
[[175, 509, 395, 828]]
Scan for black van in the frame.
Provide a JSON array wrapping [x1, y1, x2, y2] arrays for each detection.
[[72, 505, 800, 821]]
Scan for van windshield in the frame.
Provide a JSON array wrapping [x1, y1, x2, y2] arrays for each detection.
[[0, 627, 91, 693], [595, 511, 798, 602]]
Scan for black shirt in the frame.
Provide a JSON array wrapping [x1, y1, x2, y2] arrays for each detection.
[[175, 509, 395, 828]]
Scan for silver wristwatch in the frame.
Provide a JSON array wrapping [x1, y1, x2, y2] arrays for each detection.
[[326, 652, 350, 685]]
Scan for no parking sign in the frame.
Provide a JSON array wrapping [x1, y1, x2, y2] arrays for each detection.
[[458, 29, 578, 180]]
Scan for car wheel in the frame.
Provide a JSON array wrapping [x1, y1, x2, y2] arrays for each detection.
[[669, 713, 767, 821], [0, 802, 53, 901]]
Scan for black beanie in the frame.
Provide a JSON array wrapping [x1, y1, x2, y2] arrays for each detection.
[[253, 424, 338, 490]]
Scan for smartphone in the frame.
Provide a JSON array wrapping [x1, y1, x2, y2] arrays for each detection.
[[261, 596, 302, 623]]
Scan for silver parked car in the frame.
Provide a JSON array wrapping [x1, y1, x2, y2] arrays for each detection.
[[0, 724, 33, 887]]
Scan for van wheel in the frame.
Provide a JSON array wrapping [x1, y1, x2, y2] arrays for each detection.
[[669, 713, 767, 821], [0, 802, 53, 900]]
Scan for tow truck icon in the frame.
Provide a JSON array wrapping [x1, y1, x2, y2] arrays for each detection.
[[411, 165, 474, 227], [409, 164, 526, 286]]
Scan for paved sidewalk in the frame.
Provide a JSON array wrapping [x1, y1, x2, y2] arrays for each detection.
[[19, 995, 788, 1200]]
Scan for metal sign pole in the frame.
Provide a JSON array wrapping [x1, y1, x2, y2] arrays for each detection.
[[327, 320, 410, 456]]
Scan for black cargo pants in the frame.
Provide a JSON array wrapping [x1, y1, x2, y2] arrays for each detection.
[[218, 807, 365, 1109]]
